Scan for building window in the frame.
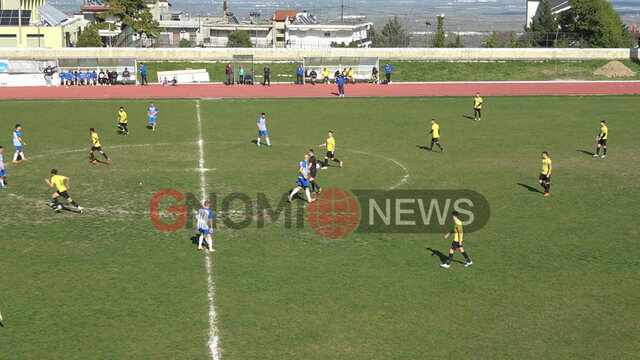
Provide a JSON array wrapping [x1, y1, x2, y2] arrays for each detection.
[[324, 32, 331, 37]]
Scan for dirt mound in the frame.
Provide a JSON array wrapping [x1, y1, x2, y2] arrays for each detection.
[[593, 61, 636, 78]]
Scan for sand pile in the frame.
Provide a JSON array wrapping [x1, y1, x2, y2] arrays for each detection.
[[593, 61, 636, 78]]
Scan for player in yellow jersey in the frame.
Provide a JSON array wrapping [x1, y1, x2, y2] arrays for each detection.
[[473, 92, 483, 121], [89, 128, 110, 165], [538, 151, 552, 197], [117, 106, 129, 135], [440, 211, 473, 268], [45, 169, 84, 214], [322, 68, 330, 84], [594, 120, 608, 158], [319, 130, 344, 169], [427, 119, 445, 153]]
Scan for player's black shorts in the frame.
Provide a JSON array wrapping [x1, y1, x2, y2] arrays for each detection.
[[598, 139, 607, 146], [450, 241, 461, 250], [57, 190, 70, 199], [431, 137, 439, 142], [326, 151, 334, 159], [91, 146, 102, 151], [309, 169, 317, 178], [539, 173, 550, 182]]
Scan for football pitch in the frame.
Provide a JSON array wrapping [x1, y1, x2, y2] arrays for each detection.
[[0, 96, 639, 359]]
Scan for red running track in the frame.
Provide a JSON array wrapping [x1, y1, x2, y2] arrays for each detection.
[[1, 82, 639, 100]]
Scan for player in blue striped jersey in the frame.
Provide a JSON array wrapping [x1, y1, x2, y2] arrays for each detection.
[[0, 146, 6, 188], [287, 154, 316, 203], [256, 112, 271, 147], [12, 124, 27, 163], [147, 102, 159, 131], [196, 201, 215, 253]]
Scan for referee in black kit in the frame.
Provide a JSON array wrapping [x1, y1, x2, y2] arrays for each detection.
[[308, 149, 322, 195]]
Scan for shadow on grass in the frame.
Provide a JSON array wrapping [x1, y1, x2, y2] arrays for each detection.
[[576, 149, 595, 156], [517, 182, 543, 194], [462, 115, 475, 120], [425, 247, 464, 264], [416, 145, 431, 152], [50, 204, 81, 214]]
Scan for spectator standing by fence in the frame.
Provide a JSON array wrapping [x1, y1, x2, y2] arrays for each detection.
[[382, 63, 394, 84], [140, 63, 148, 85], [371, 66, 378, 83], [225, 63, 233, 85], [238, 66, 245, 85], [43, 65, 56, 88], [263, 65, 271, 86], [296, 64, 304, 85]]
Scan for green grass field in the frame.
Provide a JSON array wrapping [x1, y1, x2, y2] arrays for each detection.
[[142, 60, 640, 83], [1, 96, 639, 359]]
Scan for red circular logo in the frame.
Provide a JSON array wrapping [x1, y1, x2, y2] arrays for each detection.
[[307, 188, 360, 239]]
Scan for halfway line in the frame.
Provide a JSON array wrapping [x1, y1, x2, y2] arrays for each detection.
[[196, 100, 220, 360]]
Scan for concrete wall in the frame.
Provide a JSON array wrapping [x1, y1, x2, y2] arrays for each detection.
[[0, 47, 636, 62]]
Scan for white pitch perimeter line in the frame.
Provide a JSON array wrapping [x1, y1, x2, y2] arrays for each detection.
[[196, 100, 220, 360]]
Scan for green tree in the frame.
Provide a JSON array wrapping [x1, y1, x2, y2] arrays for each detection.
[[526, 0, 558, 47], [433, 15, 446, 48], [330, 41, 358, 48], [369, 26, 381, 47], [76, 25, 104, 47], [380, 16, 410, 47], [483, 32, 499, 48], [103, 0, 159, 37], [179, 38, 191, 48], [448, 33, 464, 48], [227, 30, 252, 48], [558, 0, 633, 47]]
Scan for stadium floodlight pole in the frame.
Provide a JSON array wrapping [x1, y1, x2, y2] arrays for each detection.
[[18, 0, 22, 46], [341, 0, 344, 22]]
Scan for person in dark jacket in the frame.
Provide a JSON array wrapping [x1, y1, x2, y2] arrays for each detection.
[[225, 63, 233, 85], [110, 70, 118, 85], [122, 68, 131, 84], [263, 65, 271, 86]]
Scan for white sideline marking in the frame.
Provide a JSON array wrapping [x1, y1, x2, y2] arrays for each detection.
[[196, 100, 220, 360]]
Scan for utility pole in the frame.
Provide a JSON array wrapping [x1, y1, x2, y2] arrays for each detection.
[[341, 0, 344, 22], [18, 0, 23, 47]]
